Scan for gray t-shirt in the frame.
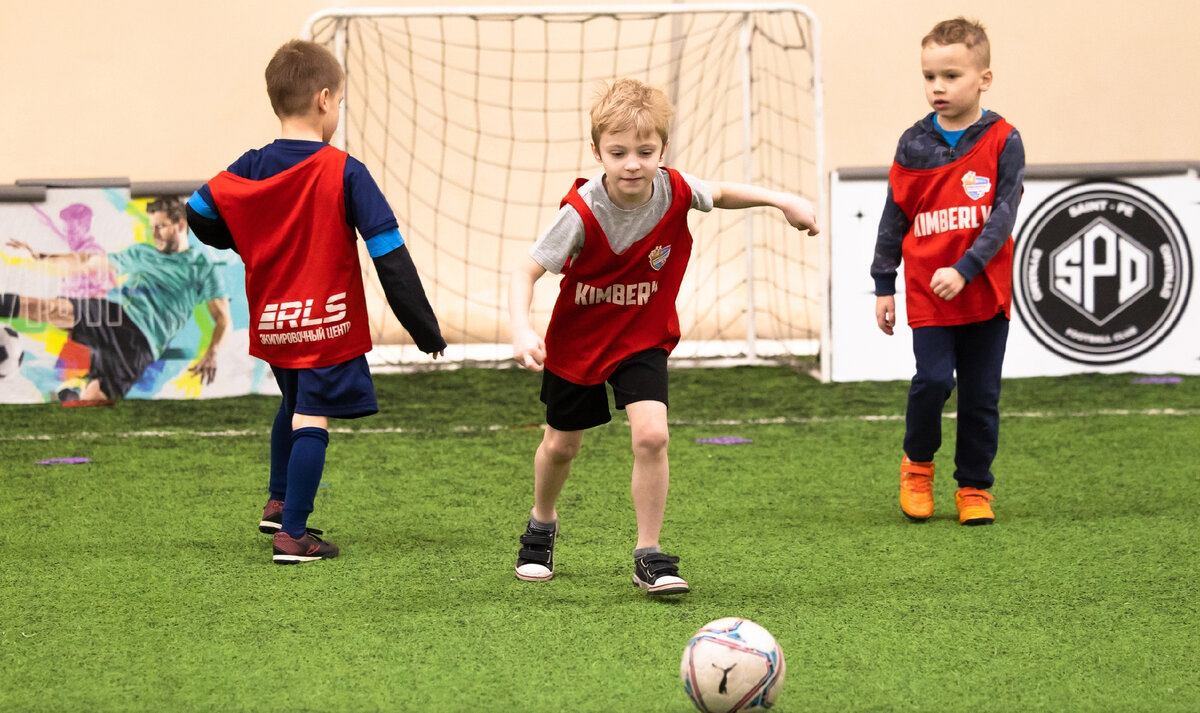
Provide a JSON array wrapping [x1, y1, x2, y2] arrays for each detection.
[[530, 169, 714, 274]]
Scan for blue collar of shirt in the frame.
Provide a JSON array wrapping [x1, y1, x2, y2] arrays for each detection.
[[933, 110, 988, 148]]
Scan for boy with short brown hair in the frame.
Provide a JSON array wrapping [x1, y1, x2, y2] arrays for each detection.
[[188, 39, 445, 563], [871, 18, 1026, 525]]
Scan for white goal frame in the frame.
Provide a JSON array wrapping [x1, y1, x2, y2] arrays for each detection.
[[302, 3, 827, 373]]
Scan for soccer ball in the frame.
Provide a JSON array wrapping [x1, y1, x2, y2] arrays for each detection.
[[0, 325, 23, 379], [681, 617, 786, 713]]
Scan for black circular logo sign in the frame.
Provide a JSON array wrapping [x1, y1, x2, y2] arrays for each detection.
[[1014, 180, 1191, 364]]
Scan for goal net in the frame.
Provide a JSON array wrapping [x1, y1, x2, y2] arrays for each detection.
[[303, 3, 825, 369]]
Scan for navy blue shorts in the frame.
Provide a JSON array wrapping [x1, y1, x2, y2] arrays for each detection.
[[271, 355, 378, 419], [540, 348, 668, 431]]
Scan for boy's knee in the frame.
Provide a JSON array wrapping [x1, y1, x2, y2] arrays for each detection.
[[913, 372, 956, 398], [541, 432, 581, 462], [632, 427, 669, 457]]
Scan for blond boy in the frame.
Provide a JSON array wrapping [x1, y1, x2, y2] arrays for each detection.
[[510, 78, 818, 594]]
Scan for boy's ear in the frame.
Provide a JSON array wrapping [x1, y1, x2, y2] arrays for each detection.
[[590, 142, 601, 162], [317, 87, 331, 112], [660, 139, 669, 162], [979, 68, 993, 92]]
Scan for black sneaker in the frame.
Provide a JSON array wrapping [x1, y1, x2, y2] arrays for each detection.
[[514, 521, 557, 581], [633, 552, 689, 595], [259, 499, 283, 534], [272, 529, 339, 564]]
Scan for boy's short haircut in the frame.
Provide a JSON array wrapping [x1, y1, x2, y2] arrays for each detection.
[[590, 78, 674, 148], [146, 196, 186, 223], [922, 17, 990, 69], [265, 39, 345, 118]]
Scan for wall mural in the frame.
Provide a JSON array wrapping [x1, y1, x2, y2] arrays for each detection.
[[0, 187, 276, 404]]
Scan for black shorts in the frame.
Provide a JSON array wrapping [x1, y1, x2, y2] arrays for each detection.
[[540, 348, 669, 431], [68, 298, 155, 399], [271, 355, 379, 419]]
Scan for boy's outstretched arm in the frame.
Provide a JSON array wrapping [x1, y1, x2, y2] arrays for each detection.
[[509, 257, 547, 371], [373, 245, 446, 358], [708, 182, 820, 235]]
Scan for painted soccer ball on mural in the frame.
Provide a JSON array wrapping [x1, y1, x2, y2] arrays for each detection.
[[681, 618, 786, 713], [0, 326, 24, 379]]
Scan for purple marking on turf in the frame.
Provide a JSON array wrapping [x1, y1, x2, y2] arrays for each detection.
[[695, 437, 754, 445], [1131, 376, 1182, 384], [36, 457, 92, 465]]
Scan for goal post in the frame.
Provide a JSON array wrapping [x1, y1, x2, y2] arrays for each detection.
[[302, 3, 827, 371]]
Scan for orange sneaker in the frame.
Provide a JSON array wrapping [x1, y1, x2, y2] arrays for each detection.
[[899, 456, 935, 521], [955, 487, 995, 525]]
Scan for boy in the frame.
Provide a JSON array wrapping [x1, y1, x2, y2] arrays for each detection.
[[870, 18, 1025, 525], [510, 78, 818, 594], [186, 40, 446, 563]]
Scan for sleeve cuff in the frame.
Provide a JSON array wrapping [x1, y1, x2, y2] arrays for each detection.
[[187, 191, 218, 219], [364, 228, 405, 258], [953, 254, 984, 283]]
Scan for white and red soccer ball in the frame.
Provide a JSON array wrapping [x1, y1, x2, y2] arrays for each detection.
[[681, 618, 785, 713]]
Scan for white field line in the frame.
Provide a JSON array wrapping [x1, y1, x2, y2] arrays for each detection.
[[2, 408, 1197, 442]]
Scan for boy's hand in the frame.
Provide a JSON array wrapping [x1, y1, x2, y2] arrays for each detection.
[[875, 295, 896, 335], [780, 195, 820, 235], [512, 326, 546, 371], [429, 350, 445, 360], [930, 267, 966, 301]]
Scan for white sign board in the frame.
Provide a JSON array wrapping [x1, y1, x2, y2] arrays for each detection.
[[828, 165, 1199, 381]]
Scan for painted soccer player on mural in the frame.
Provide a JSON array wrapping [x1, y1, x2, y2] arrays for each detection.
[[0, 192, 261, 404]]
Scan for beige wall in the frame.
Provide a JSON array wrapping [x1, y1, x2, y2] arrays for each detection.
[[4, 0, 1197, 188]]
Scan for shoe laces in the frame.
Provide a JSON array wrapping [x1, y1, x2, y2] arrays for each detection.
[[640, 553, 681, 577], [280, 528, 325, 541]]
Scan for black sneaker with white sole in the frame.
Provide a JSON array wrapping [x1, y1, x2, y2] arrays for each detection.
[[514, 522, 557, 582], [633, 552, 690, 595]]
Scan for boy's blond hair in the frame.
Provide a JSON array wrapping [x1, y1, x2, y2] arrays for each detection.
[[922, 17, 990, 69], [264, 39, 345, 118], [590, 79, 674, 148]]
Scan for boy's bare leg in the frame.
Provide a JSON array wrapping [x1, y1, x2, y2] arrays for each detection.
[[626, 400, 670, 549], [293, 413, 329, 430], [532, 426, 583, 524]]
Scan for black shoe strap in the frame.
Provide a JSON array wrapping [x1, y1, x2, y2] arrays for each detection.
[[517, 547, 552, 565], [640, 553, 681, 577], [519, 531, 554, 547]]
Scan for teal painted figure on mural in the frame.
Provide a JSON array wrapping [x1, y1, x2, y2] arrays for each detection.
[[0, 196, 231, 403]]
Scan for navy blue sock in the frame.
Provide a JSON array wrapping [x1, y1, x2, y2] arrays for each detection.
[[281, 427, 329, 538], [267, 405, 291, 502], [0, 294, 19, 318]]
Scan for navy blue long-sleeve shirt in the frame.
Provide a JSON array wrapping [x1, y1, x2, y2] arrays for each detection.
[[871, 110, 1025, 296]]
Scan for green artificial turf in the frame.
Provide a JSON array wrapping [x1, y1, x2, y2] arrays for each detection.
[[1, 368, 1197, 712]]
